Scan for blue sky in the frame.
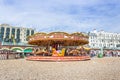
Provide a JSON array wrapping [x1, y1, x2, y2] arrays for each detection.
[[0, 0, 120, 33]]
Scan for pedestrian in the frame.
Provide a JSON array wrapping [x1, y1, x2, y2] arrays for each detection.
[[118, 51, 120, 57]]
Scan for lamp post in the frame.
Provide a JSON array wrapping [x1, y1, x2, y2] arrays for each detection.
[[100, 47, 103, 54], [113, 47, 116, 57]]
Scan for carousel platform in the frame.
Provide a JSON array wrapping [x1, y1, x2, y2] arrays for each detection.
[[26, 56, 90, 62]]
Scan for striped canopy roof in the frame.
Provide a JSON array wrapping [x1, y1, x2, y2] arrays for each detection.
[[28, 32, 89, 46]]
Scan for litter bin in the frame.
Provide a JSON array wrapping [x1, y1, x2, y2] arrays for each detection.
[[98, 53, 103, 58]]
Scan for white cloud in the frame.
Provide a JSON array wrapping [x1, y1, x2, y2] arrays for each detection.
[[0, 0, 120, 33]]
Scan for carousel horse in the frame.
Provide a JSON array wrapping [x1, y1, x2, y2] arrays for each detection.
[[52, 48, 66, 56], [58, 48, 66, 56], [52, 48, 59, 56], [69, 49, 80, 56], [36, 48, 43, 55]]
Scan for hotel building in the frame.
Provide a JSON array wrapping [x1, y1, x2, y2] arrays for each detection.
[[0, 24, 35, 45], [88, 30, 120, 50]]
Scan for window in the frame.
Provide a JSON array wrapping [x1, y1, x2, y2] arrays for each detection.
[[16, 29, 20, 37], [6, 28, 10, 33], [6, 28, 10, 38], [1, 27, 4, 33], [0, 27, 4, 40], [31, 30, 34, 35], [16, 29, 20, 43], [0, 33, 2, 41], [12, 28, 15, 34], [4, 37, 9, 42], [17, 29, 20, 34], [27, 30, 30, 36]]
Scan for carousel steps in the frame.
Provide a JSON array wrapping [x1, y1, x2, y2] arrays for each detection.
[[26, 56, 90, 61]]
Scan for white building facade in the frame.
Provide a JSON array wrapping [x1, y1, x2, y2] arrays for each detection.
[[88, 30, 120, 50], [0, 24, 35, 44]]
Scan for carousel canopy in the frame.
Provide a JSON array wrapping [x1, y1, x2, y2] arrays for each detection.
[[28, 32, 89, 46]]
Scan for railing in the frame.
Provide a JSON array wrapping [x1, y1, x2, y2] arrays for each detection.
[[1, 42, 34, 46], [90, 47, 120, 50], [0, 50, 23, 60]]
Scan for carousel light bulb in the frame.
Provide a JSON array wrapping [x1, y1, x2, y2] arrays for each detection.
[[44, 36, 46, 38], [64, 36, 68, 38], [50, 35, 53, 38]]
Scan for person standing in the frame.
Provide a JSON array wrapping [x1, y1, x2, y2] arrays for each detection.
[[118, 51, 120, 57]]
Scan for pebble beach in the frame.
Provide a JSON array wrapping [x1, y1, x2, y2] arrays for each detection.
[[0, 57, 120, 80]]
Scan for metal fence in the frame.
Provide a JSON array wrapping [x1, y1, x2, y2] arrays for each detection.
[[0, 50, 22, 60]]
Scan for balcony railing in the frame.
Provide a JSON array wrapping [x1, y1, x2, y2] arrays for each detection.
[[1, 42, 34, 46]]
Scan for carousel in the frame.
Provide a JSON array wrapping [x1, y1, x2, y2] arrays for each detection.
[[26, 32, 90, 61]]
